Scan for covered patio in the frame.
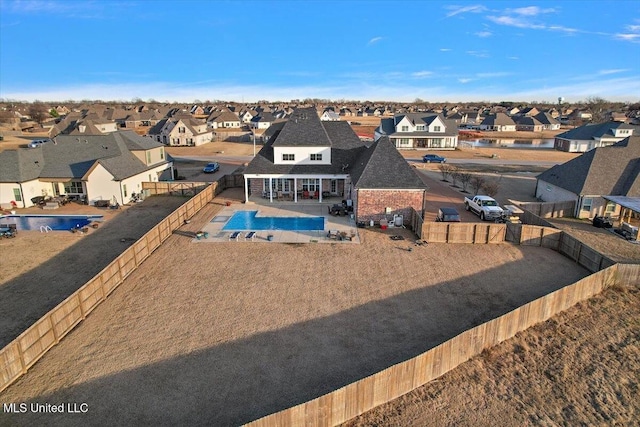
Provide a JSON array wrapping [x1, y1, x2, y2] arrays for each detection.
[[243, 175, 350, 204]]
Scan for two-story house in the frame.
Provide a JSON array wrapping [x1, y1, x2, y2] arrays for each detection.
[[554, 121, 637, 152], [149, 117, 212, 146], [0, 131, 173, 207], [374, 113, 459, 150], [243, 108, 428, 225]]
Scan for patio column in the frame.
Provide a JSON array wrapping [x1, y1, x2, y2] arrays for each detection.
[[318, 178, 322, 202], [244, 176, 249, 203], [269, 178, 273, 203], [294, 178, 298, 203]]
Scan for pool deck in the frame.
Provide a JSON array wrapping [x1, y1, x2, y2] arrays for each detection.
[[193, 201, 361, 244]]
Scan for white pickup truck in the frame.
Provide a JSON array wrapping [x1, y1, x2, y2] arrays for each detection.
[[464, 195, 504, 221]]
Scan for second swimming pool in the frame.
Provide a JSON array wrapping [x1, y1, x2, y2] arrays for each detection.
[[220, 211, 324, 231]]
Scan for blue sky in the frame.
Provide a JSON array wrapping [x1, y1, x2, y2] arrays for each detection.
[[1, 0, 639, 103]]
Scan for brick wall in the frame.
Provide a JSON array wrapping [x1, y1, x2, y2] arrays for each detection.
[[356, 189, 425, 225]]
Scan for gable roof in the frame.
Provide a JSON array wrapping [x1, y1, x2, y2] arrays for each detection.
[[350, 136, 428, 190], [555, 121, 637, 140], [537, 136, 640, 196], [0, 131, 169, 183], [271, 107, 332, 147]]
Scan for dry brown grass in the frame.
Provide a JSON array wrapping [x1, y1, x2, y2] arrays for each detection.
[[0, 192, 590, 426], [343, 285, 640, 427]]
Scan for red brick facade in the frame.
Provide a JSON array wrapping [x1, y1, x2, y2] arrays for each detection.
[[355, 189, 425, 225]]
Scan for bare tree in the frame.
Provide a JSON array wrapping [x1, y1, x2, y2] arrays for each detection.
[[482, 180, 500, 197], [585, 96, 611, 122], [470, 176, 486, 195], [438, 163, 453, 181], [450, 166, 460, 188], [460, 172, 472, 193], [28, 101, 48, 126]]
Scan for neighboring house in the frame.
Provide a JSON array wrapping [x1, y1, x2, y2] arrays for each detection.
[[536, 136, 639, 219], [250, 112, 277, 129], [374, 113, 459, 150], [208, 111, 241, 129], [514, 116, 544, 132], [243, 107, 428, 224], [554, 121, 637, 152], [534, 112, 561, 130], [149, 117, 212, 146], [320, 110, 340, 121], [0, 131, 173, 208], [479, 113, 517, 132], [240, 109, 259, 124]]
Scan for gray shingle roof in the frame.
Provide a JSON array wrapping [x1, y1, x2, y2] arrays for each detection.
[[350, 136, 428, 189], [271, 107, 331, 147], [537, 136, 640, 196], [0, 131, 169, 183], [555, 121, 637, 140]]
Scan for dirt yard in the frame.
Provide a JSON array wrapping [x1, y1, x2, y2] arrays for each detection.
[[344, 285, 640, 427], [0, 197, 189, 348], [0, 192, 589, 426]]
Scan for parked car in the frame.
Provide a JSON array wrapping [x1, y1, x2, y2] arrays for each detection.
[[28, 139, 51, 148], [202, 162, 220, 173], [436, 207, 461, 222], [422, 154, 446, 163]]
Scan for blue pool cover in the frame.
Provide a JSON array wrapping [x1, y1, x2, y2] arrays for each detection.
[[221, 211, 324, 231], [0, 215, 104, 231]]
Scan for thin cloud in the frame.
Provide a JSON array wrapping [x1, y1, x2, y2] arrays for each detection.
[[598, 69, 629, 75], [440, 48, 452, 52], [488, 15, 545, 29], [444, 5, 487, 18], [627, 24, 640, 32], [615, 33, 640, 42], [507, 6, 555, 16], [367, 36, 383, 45], [508, 56, 519, 60], [458, 78, 474, 84], [475, 30, 492, 37], [411, 71, 434, 79], [466, 50, 490, 58]]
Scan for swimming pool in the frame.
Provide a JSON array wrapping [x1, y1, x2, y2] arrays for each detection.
[[220, 211, 324, 231], [0, 215, 104, 231]]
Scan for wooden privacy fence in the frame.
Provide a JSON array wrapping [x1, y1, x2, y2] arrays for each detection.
[[246, 264, 638, 427], [519, 200, 575, 218], [411, 208, 424, 238], [142, 181, 210, 196], [421, 222, 506, 244], [0, 182, 220, 393]]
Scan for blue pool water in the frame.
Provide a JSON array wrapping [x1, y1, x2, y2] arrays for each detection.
[[220, 211, 324, 231], [0, 215, 104, 231]]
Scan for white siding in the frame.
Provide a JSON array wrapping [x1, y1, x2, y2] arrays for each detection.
[[272, 146, 331, 165], [85, 164, 121, 205]]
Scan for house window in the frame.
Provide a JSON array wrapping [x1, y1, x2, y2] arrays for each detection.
[[302, 179, 318, 191], [12, 188, 22, 202], [310, 153, 322, 161], [605, 202, 615, 214], [178, 127, 186, 133], [330, 179, 337, 194], [160, 148, 164, 159], [282, 154, 295, 161], [401, 126, 409, 132], [146, 152, 151, 163], [123, 184, 128, 198], [434, 126, 441, 131], [416, 125, 425, 131], [64, 181, 83, 194], [399, 138, 411, 147], [581, 197, 592, 212]]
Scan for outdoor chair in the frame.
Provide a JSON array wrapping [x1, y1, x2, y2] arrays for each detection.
[[327, 230, 339, 240], [313, 191, 319, 199], [245, 231, 256, 241], [229, 231, 241, 240], [303, 191, 310, 199]]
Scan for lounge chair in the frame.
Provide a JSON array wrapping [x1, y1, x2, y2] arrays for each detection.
[[229, 231, 241, 240], [245, 231, 256, 240], [327, 229, 339, 240]]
